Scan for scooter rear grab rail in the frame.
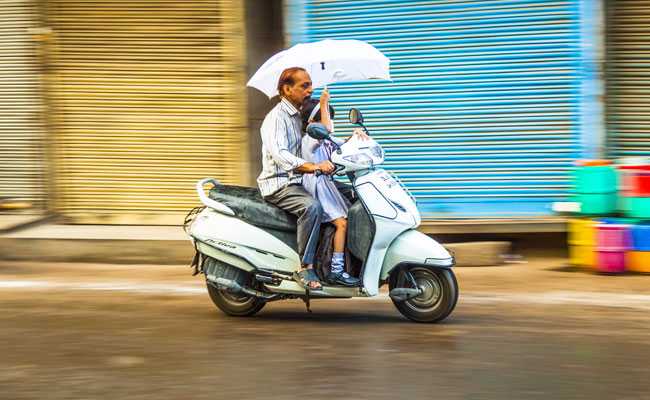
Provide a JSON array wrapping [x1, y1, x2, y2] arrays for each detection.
[[196, 178, 235, 216]]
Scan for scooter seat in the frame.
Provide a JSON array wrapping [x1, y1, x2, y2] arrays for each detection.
[[208, 184, 297, 232]]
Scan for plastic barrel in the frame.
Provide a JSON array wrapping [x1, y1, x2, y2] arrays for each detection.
[[627, 252, 650, 273], [573, 165, 617, 193], [631, 224, 650, 251], [572, 164, 617, 215], [567, 218, 596, 268], [569, 245, 596, 268], [619, 165, 650, 197], [623, 197, 650, 219], [595, 223, 630, 273], [572, 193, 617, 215], [596, 251, 626, 273], [568, 218, 597, 245]]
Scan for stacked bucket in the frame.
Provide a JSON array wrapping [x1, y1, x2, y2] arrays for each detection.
[[568, 218, 596, 268], [567, 159, 650, 274], [619, 165, 650, 219], [628, 225, 650, 273], [568, 160, 614, 271], [571, 160, 617, 215], [569, 218, 647, 274], [595, 220, 631, 273]]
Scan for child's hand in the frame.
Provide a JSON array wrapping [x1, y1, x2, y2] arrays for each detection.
[[320, 88, 330, 105], [353, 127, 369, 140]]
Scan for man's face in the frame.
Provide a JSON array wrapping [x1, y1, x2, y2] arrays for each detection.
[[283, 70, 313, 108]]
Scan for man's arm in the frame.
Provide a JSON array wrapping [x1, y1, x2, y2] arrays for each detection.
[[295, 160, 334, 174], [262, 114, 308, 171], [262, 114, 333, 174]]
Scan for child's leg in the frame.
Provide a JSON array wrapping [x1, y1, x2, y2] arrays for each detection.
[[332, 217, 347, 253], [330, 218, 347, 274]]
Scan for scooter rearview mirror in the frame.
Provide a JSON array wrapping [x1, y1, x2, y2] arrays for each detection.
[[349, 107, 370, 136], [348, 108, 364, 125], [306, 122, 330, 141]]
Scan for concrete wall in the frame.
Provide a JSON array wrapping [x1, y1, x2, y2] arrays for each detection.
[[245, 0, 285, 186]]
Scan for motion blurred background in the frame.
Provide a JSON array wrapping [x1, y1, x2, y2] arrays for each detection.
[[3, 4, 650, 398], [0, 0, 646, 230]]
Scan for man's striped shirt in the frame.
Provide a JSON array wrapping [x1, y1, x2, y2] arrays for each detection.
[[257, 98, 307, 197]]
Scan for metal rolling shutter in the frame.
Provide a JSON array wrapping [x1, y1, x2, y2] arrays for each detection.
[[296, 0, 582, 218], [0, 0, 46, 210], [606, 0, 650, 158], [46, 0, 248, 224]]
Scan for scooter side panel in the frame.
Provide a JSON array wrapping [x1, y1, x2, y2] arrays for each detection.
[[190, 208, 301, 274], [195, 241, 255, 272], [354, 170, 416, 296], [362, 216, 410, 296], [379, 230, 454, 281]]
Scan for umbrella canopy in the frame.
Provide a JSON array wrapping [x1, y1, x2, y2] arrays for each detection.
[[247, 39, 390, 98]]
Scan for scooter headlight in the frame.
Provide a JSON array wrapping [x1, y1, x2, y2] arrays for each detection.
[[343, 153, 373, 166]]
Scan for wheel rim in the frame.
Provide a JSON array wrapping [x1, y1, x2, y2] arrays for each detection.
[[219, 289, 254, 307], [404, 268, 443, 313], [209, 279, 255, 308]]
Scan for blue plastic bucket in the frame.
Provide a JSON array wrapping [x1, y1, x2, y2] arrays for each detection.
[[631, 224, 650, 251]]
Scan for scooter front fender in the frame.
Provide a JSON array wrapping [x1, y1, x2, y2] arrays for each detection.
[[380, 230, 454, 281]]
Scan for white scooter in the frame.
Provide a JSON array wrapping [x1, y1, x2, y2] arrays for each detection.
[[185, 108, 458, 323]]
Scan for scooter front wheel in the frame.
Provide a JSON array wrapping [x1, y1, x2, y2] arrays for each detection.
[[389, 266, 458, 323]]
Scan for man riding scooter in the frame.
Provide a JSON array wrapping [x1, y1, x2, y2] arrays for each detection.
[[257, 67, 360, 290], [187, 40, 458, 322]]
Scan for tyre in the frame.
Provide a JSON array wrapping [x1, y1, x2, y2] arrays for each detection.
[[204, 257, 265, 317], [389, 265, 459, 323]]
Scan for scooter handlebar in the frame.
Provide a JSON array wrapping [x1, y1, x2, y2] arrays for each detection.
[[196, 178, 235, 216]]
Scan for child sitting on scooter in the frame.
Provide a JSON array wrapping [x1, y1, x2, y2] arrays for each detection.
[[300, 89, 360, 287]]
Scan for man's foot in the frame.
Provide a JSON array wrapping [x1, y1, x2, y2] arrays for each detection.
[[326, 271, 360, 287], [295, 268, 322, 291]]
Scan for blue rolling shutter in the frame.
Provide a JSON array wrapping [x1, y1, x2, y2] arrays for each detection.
[[290, 0, 583, 218]]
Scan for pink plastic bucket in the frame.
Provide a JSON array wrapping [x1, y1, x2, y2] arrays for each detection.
[[596, 251, 626, 273], [596, 224, 631, 251]]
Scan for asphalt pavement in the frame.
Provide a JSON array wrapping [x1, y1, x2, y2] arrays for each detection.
[[1, 258, 650, 400]]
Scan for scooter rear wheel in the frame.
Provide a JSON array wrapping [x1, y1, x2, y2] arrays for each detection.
[[204, 258, 266, 317], [389, 266, 458, 323]]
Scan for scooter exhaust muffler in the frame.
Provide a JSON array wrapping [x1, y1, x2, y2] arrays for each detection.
[[389, 287, 423, 302], [214, 277, 244, 292], [207, 275, 279, 300]]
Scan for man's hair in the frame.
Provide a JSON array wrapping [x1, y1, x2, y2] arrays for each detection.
[[277, 67, 306, 96]]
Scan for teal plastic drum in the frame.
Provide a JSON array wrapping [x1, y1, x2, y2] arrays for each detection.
[[572, 166, 617, 194], [572, 192, 617, 215], [623, 197, 650, 219]]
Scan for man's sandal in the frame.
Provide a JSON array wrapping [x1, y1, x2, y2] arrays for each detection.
[[295, 268, 323, 291]]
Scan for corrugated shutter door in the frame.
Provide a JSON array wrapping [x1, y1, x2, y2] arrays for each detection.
[[299, 0, 582, 218], [606, 1, 650, 158], [47, 0, 248, 224], [0, 0, 46, 209]]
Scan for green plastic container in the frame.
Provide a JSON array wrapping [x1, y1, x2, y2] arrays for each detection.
[[622, 197, 650, 219], [572, 166, 618, 194], [617, 193, 628, 214], [571, 192, 618, 215]]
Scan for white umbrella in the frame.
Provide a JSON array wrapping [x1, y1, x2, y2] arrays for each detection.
[[247, 39, 390, 98]]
